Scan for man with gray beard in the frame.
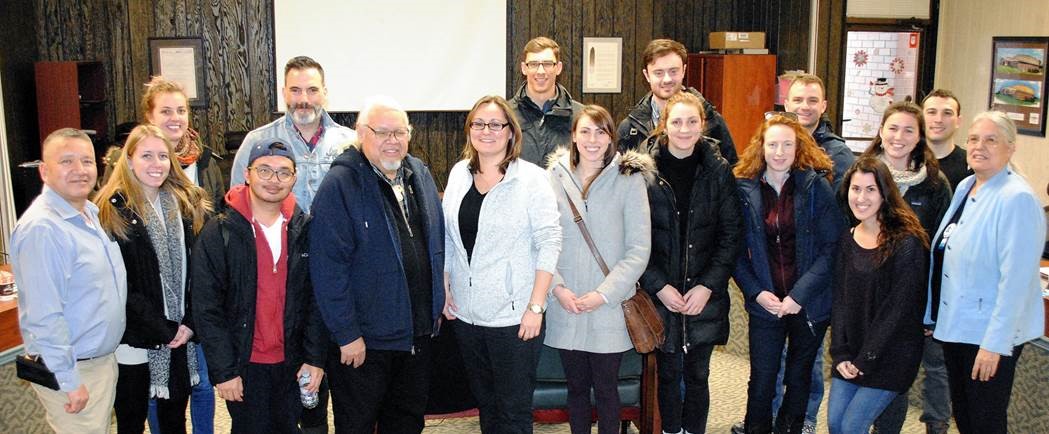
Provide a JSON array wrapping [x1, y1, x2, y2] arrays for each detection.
[[231, 56, 357, 214], [310, 96, 445, 434]]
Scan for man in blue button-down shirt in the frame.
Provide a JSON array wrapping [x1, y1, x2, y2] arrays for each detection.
[[11, 128, 127, 434], [230, 56, 357, 214]]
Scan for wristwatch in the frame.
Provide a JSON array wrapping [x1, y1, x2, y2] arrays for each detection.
[[527, 302, 546, 314]]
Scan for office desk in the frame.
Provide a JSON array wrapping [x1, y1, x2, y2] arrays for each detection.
[[0, 263, 21, 352]]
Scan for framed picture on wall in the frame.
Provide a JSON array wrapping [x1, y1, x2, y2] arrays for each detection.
[[148, 37, 208, 108], [988, 36, 1049, 137]]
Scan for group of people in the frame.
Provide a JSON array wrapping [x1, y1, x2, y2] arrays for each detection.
[[9, 35, 1045, 434]]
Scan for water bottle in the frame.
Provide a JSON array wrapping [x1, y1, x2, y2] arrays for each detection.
[[299, 371, 318, 409]]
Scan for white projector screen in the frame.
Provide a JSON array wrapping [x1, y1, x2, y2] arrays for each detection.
[[273, 0, 507, 112]]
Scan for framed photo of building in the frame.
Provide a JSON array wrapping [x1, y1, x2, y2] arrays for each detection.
[[989, 36, 1048, 137]]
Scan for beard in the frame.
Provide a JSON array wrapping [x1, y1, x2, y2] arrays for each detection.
[[381, 159, 402, 172], [288, 102, 321, 125]]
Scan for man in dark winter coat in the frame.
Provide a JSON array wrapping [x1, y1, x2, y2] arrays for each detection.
[[784, 74, 856, 191], [310, 96, 445, 434], [617, 38, 738, 165], [509, 36, 584, 167], [192, 140, 327, 433]]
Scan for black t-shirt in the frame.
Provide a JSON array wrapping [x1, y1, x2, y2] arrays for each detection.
[[459, 182, 486, 262], [376, 171, 433, 337], [658, 144, 702, 244], [930, 184, 971, 322], [937, 146, 973, 192]]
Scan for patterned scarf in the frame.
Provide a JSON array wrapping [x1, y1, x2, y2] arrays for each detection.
[[143, 190, 200, 398], [882, 155, 928, 196], [175, 130, 202, 166]]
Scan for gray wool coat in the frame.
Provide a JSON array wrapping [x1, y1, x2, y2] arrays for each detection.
[[543, 149, 653, 353]]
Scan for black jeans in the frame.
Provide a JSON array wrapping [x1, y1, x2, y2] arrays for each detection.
[[328, 337, 432, 434], [115, 362, 190, 434], [656, 344, 715, 434], [456, 321, 544, 434], [745, 315, 828, 433], [942, 341, 1023, 434], [871, 392, 907, 434], [558, 349, 624, 434], [299, 377, 329, 431], [224, 361, 303, 434]]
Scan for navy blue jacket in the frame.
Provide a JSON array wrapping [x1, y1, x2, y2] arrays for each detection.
[[812, 119, 855, 192], [734, 169, 843, 323], [309, 146, 445, 351]]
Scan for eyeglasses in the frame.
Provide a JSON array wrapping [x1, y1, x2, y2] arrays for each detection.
[[249, 165, 295, 182], [365, 125, 411, 141], [524, 61, 557, 71], [469, 120, 510, 132], [764, 111, 800, 121]]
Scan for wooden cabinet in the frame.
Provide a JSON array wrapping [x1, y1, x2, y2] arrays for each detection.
[[686, 54, 777, 157], [34, 61, 108, 147]]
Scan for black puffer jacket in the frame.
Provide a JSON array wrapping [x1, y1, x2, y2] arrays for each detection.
[[640, 136, 744, 352], [509, 84, 584, 167], [108, 192, 195, 349], [616, 87, 738, 165], [191, 192, 327, 385], [902, 172, 952, 241]]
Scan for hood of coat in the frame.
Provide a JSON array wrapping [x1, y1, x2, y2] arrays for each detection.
[[545, 147, 656, 182], [224, 183, 297, 223]]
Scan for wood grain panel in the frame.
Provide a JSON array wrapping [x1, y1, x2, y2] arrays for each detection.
[[32, 0, 814, 181]]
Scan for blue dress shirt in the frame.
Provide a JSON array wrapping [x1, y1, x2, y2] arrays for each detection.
[[11, 186, 127, 391]]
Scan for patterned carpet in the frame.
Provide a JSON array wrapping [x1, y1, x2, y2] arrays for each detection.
[[1, 283, 1045, 433]]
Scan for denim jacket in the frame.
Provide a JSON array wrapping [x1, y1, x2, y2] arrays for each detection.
[[230, 111, 357, 213]]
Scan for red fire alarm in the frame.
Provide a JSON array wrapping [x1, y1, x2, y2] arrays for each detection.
[[909, 33, 919, 48]]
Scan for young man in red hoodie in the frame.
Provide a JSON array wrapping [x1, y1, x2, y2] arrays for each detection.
[[192, 140, 327, 433]]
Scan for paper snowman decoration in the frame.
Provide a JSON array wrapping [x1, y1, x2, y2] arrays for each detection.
[[868, 78, 895, 113]]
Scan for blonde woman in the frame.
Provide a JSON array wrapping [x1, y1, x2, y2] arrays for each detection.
[[95, 125, 210, 434]]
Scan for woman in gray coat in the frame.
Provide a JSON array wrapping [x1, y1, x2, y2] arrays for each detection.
[[545, 104, 653, 434]]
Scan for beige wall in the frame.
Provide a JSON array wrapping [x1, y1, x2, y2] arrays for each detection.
[[935, 0, 1049, 204]]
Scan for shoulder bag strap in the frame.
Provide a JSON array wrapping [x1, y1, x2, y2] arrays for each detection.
[[559, 183, 611, 276]]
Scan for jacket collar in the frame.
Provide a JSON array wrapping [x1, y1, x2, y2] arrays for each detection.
[[42, 185, 97, 220], [513, 84, 577, 117]]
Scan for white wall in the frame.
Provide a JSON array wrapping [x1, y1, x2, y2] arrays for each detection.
[[934, 0, 1049, 204]]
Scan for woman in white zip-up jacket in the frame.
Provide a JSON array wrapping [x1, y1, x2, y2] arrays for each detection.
[[443, 95, 562, 434], [544, 105, 652, 434]]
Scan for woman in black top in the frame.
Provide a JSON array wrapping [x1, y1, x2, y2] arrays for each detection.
[[827, 157, 929, 434], [640, 91, 743, 434]]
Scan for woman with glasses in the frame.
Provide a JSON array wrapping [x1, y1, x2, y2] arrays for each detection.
[[443, 95, 562, 433], [859, 102, 952, 433], [929, 112, 1045, 434], [544, 104, 652, 434], [827, 157, 928, 434], [95, 125, 212, 434], [732, 114, 842, 433], [639, 91, 743, 434]]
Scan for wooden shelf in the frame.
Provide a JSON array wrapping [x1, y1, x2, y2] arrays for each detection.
[[686, 53, 777, 157]]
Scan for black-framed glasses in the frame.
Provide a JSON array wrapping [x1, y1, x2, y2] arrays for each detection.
[[764, 111, 799, 121], [524, 61, 557, 71], [469, 120, 509, 132], [365, 125, 411, 141], [249, 165, 296, 182]]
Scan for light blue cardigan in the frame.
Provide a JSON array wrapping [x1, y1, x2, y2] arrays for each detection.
[[929, 168, 1046, 356]]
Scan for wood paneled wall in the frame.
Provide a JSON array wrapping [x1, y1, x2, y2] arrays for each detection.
[[32, 0, 812, 188]]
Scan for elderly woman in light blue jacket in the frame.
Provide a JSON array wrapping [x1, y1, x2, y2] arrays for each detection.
[[545, 105, 652, 434], [443, 95, 562, 434], [928, 111, 1045, 434]]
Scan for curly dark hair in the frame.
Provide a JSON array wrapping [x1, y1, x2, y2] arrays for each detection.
[[838, 157, 929, 264]]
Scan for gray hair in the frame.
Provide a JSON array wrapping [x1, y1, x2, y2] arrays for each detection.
[[970, 111, 1016, 145], [356, 95, 409, 131]]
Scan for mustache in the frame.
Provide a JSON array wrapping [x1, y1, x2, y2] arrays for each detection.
[[290, 102, 317, 110]]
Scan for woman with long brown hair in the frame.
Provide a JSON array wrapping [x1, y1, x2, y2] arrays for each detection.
[[733, 114, 842, 433], [827, 157, 928, 434], [95, 124, 211, 434]]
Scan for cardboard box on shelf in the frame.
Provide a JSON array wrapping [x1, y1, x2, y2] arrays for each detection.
[[709, 32, 766, 49]]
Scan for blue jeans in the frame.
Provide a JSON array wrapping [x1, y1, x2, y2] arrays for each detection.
[[149, 346, 215, 434], [827, 378, 898, 434], [771, 342, 824, 425]]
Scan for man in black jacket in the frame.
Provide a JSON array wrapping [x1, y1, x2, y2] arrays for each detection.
[[508, 36, 583, 167], [617, 38, 738, 165], [192, 140, 327, 434]]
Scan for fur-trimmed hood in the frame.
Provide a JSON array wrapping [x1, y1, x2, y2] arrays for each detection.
[[545, 147, 656, 183]]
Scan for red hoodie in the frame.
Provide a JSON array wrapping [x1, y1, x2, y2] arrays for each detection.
[[226, 185, 297, 364]]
